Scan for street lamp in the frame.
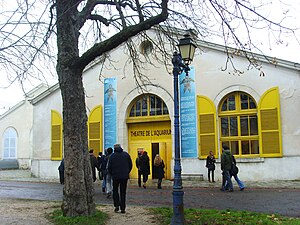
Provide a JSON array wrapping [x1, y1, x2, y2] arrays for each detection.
[[171, 33, 197, 225]]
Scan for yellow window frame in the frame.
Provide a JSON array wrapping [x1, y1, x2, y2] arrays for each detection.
[[88, 105, 103, 154], [219, 92, 259, 157], [51, 110, 63, 160]]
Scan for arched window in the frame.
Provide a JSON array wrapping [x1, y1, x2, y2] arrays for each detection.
[[2, 127, 17, 159], [219, 92, 259, 156], [129, 94, 168, 117]]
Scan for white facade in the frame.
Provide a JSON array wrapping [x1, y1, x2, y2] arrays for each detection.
[[1, 31, 299, 181]]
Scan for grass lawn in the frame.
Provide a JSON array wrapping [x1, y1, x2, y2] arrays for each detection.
[[150, 207, 300, 225], [47, 207, 300, 225]]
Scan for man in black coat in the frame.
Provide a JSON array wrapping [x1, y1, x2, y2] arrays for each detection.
[[108, 144, 132, 213]]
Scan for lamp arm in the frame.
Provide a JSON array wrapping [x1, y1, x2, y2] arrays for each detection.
[[172, 52, 190, 76]]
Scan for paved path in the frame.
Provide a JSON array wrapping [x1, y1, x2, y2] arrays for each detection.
[[1, 172, 300, 218]]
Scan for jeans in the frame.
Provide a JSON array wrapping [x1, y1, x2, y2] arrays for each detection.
[[232, 174, 245, 189], [112, 178, 128, 211], [222, 170, 233, 190], [102, 175, 107, 190], [106, 173, 113, 194]]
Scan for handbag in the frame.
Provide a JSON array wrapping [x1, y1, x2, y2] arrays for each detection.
[[230, 163, 239, 175]]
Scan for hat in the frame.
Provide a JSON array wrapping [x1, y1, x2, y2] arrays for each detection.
[[114, 144, 121, 149]]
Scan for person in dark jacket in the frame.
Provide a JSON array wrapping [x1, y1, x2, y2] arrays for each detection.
[[108, 144, 132, 214], [153, 154, 165, 189], [89, 149, 99, 182], [139, 151, 150, 189], [98, 151, 107, 192], [206, 151, 216, 182], [135, 151, 142, 187], [221, 146, 233, 192], [58, 159, 64, 185]]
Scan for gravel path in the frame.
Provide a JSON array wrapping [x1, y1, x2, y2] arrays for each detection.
[[0, 198, 155, 225]]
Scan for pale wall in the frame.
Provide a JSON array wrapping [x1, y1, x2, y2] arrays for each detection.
[[17, 31, 300, 180]]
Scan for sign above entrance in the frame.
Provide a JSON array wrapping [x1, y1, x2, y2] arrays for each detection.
[[128, 121, 171, 141], [130, 129, 171, 137]]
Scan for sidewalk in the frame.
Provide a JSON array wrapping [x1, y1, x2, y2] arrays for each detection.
[[1, 169, 300, 189]]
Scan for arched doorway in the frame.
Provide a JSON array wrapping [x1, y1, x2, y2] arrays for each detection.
[[127, 94, 172, 180]]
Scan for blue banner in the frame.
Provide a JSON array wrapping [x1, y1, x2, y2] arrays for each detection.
[[104, 78, 117, 150], [179, 66, 197, 158]]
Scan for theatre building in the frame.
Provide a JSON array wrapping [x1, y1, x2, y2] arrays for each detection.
[[0, 30, 299, 181]]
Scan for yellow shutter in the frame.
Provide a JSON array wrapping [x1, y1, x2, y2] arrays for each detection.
[[258, 87, 282, 157], [197, 95, 217, 159], [51, 110, 63, 160], [88, 105, 103, 154]]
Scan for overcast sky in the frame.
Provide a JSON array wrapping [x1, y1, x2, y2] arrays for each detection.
[[0, 0, 299, 115]]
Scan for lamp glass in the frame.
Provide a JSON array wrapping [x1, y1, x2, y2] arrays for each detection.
[[178, 35, 196, 65]]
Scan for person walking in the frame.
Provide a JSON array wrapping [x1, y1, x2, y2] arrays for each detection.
[[97, 152, 104, 181], [139, 151, 150, 189], [206, 151, 216, 183], [135, 151, 142, 187], [105, 147, 113, 198], [221, 146, 233, 192], [99, 150, 108, 193], [153, 154, 165, 189], [58, 158, 64, 185], [107, 144, 132, 214], [230, 154, 245, 191], [89, 149, 99, 182]]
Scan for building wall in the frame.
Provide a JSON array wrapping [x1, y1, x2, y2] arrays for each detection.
[[2, 31, 299, 181], [0, 101, 33, 168]]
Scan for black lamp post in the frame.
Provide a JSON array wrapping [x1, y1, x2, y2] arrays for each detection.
[[171, 33, 196, 225]]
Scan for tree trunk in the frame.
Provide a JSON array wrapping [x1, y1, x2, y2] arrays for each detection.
[[59, 68, 95, 217], [56, 0, 95, 216]]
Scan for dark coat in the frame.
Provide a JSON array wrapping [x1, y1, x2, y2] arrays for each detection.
[[108, 146, 132, 180], [58, 159, 64, 172], [206, 156, 215, 171], [154, 160, 165, 179], [221, 149, 232, 171], [139, 154, 150, 176]]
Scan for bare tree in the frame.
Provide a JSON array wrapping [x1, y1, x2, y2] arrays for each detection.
[[0, 0, 298, 217]]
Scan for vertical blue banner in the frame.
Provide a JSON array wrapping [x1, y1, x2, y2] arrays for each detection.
[[179, 66, 197, 158], [104, 78, 117, 150]]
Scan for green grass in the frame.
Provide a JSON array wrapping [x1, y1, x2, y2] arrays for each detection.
[[47, 209, 108, 225], [150, 207, 300, 225]]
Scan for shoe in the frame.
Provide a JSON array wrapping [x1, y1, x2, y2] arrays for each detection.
[[102, 187, 105, 192], [107, 193, 111, 198], [143, 185, 146, 189], [229, 189, 234, 192], [212, 181, 216, 183], [240, 187, 245, 191], [220, 188, 225, 191], [121, 210, 125, 214], [114, 207, 119, 212]]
